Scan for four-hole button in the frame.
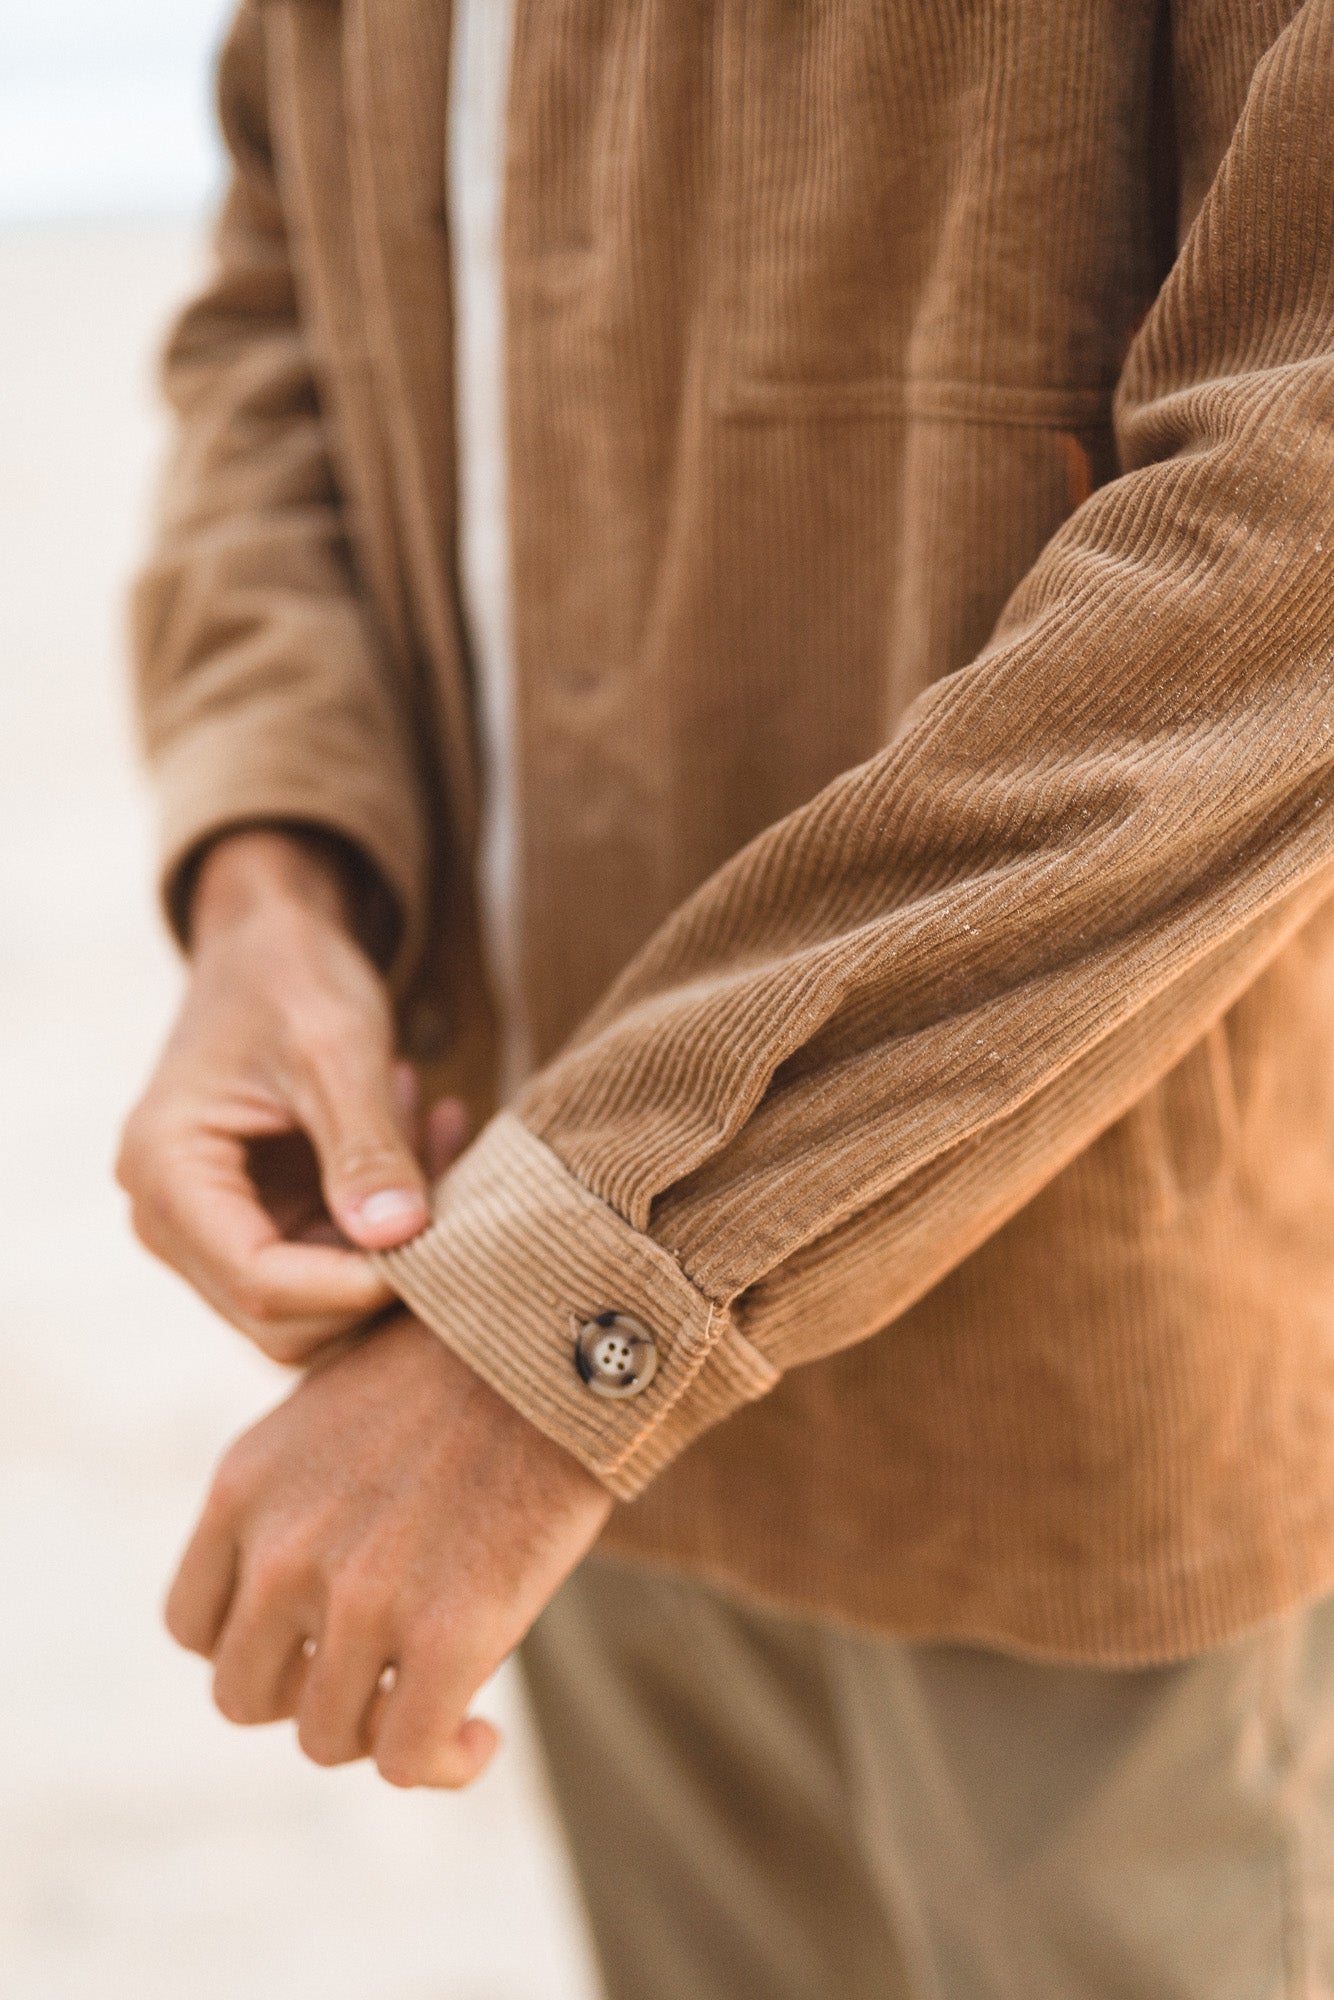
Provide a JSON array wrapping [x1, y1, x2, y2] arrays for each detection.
[[574, 1312, 658, 1399]]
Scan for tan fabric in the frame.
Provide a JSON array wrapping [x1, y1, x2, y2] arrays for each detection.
[[523, 1559, 1334, 2000], [133, 0, 1334, 1660]]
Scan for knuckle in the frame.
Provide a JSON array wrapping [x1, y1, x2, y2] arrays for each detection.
[[115, 1113, 164, 1202], [114, 1104, 154, 1190], [375, 1746, 425, 1790], [217, 1270, 327, 1357], [297, 1719, 357, 1770], [252, 1327, 317, 1368], [246, 1541, 308, 1609], [120, 1153, 194, 1260], [329, 1139, 409, 1192], [228, 1292, 321, 1358], [126, 1199, 163, 1257], [213, 1670, 262, 1728], [327, 1570, 392, 1642], [229, 1276, 280, 1328], [163, 1590, 205, 1655], [430, 1756, 473, 1794], [205, 1448, 251, 1525], [112, 1137, 137, 1195]]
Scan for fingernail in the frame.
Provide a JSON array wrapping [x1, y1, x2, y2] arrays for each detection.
[[355, 1189, 425, 1226]]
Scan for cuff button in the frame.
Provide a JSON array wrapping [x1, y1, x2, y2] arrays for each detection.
[[574, 1312, 658, 1399]]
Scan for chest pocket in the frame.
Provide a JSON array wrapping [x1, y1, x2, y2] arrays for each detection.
[[709, 0, 1162, 424]]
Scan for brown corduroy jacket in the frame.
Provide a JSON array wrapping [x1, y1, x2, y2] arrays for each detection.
[[135, 0, 1334, 1663]]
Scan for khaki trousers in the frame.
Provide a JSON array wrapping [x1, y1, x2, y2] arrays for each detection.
[[520, 1560, 1334, 2000]]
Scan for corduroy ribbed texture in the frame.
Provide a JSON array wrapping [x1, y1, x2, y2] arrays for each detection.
[[376, 1112, 777, 1497], [134, 0, 1334, 1660]]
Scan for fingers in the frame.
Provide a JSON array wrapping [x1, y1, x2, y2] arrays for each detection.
[[173, 1447, 319, 1727], [211, 1578, 316, 1728], [181, 1556, 500, 1786], [369, 1630, 500, 1790], [295, 1597, 398, 1768], [199, 1557, 500, 1789], [164, 1480, 241, 1660], [118, 898, 435, 1357], [289, 1031, 430, 1251], [126, 1125, 395, 1362], [162, 1308, 529, 1795]]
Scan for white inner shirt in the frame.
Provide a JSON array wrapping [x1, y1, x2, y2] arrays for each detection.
[[447, 0, 527, 1096]]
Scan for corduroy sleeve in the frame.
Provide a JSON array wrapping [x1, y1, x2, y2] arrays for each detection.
[[381, 0, 1334, 1499], [130, 2, 429, 979]]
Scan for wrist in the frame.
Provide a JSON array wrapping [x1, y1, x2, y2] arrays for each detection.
[[189, 827, 354, 952]]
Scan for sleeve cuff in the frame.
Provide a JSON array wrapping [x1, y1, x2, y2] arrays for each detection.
[[152, 724, 429, 992], [373, 1111, 778, 1499]]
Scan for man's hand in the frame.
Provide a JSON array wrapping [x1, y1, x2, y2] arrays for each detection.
[[117, 828, 464, 1364], [165, 1312, 614, 1787]]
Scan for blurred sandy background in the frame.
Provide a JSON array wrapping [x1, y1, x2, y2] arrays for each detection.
[[0, 7, 597, 1996]]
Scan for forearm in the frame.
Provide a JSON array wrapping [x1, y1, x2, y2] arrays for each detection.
[[378, 0, 1334, 1496]]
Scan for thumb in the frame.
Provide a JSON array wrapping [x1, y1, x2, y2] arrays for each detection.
[[295, 1038, 431, 1251]]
